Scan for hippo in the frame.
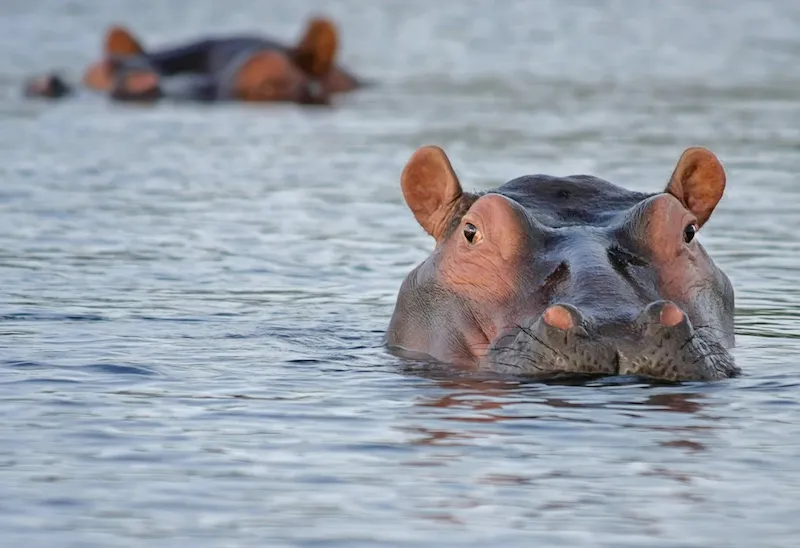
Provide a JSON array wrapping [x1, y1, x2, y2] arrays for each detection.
[[387, 146, 738, 382], [24, 65, 174, 104], [25, 16, 362, 104]]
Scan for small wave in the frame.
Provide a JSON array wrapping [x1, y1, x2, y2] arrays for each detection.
[[82, 363, 158, 376], [2, 360, 158, 377]]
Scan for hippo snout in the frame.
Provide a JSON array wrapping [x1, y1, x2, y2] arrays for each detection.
[[486, 300, 739, 382]]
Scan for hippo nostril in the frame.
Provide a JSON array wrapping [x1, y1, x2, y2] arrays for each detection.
[[543, 305, 573, 330], [659, 302, 685, 327], [639, 300, 687, 328], [542, 304, 583, 331]]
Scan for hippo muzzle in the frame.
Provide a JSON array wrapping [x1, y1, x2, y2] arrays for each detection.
[[486, 301, 737, 381]]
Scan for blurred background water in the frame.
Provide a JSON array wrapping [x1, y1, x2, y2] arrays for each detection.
[[2, 0, 800, 546]]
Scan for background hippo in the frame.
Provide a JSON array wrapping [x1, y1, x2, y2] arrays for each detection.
[[388, 146, 738, 381], [25, 16, 362, 104]]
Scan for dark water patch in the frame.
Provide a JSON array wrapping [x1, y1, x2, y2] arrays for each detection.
[[82, 363, 159, 377], [0, 312, 108, 322], [41, 498, 85, 508], [222, 333, 249, 339], [130, 315, 209, 323], [286, 358, 324, 365], [3, 377, 83, 385], [2, 359, 159, 378], [4, 360, 48, 368]]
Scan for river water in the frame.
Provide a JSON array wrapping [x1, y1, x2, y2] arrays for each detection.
[[2, 0, 800, 546]]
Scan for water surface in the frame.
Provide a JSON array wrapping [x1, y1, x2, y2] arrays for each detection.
[[2, 1, 800, 546]]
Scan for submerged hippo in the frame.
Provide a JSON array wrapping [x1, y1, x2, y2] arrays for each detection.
[[388, 146, 738, 381], [25, 16, 362, 104]]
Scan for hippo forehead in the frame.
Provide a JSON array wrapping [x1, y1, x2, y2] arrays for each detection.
[[491, 174, 653, 228], [111, 54, 157, 73]]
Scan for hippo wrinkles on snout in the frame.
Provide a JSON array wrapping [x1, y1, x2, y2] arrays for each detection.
[[387, 146, 738, 382]]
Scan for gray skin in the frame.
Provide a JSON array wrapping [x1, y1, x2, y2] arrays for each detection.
[[387, 146, 738, 382]]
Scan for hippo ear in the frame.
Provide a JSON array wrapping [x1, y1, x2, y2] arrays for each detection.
[[401, 146, 465, 241], [665, 147, 726, 228], [105, 25, 145, 56], [292, 17, 338, 77]]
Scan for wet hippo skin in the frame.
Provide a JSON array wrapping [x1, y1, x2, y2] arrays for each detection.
[[388, 146, 738, 382]]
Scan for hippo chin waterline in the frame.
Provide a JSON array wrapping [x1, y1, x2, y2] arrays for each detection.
[[387, 146, 739, 382]]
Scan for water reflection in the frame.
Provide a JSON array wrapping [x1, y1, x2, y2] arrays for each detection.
[[416, 376, 707, 414], [396, 376, 727, 532], [406, 376, 712, 455]]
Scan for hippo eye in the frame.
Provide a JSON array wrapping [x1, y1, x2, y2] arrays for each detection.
[[463, 223, 479, 244], [683, 223, 697, 244]]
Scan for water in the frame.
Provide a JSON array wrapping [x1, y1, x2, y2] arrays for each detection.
[[2, 0, 800, 546]]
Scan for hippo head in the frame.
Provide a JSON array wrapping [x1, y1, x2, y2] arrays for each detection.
[[388, 146, 738, 382], [106, 57, 163, 102], [24, 73, 72, 99], [230, 51, 331, 105], [232, 16, 340, 105], [83, 26, 146, 92]]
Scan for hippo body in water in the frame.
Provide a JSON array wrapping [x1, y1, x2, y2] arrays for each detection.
[[132, 32, 361, 96], [25, 17, 362, 105], [388, 146, 738, 382]]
